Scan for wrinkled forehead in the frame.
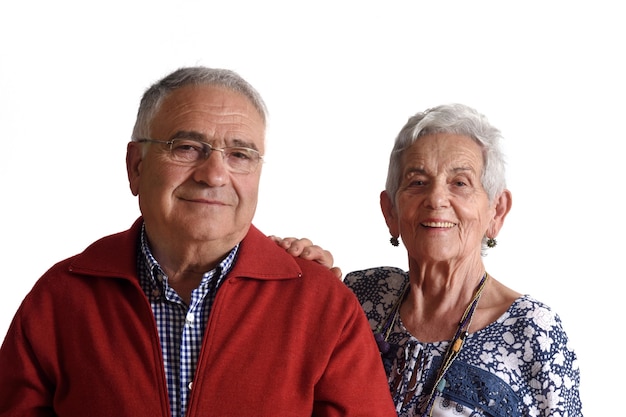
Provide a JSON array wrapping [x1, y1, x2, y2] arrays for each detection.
[[402, 133, 484, 171], [150, 85, 266, 148], [158, 84, 265, 124]]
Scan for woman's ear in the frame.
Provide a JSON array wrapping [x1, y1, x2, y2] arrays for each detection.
[[488, 189, 513, 238], [380, 190, 399, 238]]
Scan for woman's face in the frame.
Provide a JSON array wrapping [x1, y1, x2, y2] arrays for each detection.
[[389, 133, 495, 264]]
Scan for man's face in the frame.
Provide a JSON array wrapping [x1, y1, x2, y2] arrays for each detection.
[[127, 84, 265, 252]]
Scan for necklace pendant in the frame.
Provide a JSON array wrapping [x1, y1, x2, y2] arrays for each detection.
[[436, 378, 446, 392], [374, 333, 391, 354]]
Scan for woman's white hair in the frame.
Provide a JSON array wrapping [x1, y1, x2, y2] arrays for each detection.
[[385, 103, 506, 204]]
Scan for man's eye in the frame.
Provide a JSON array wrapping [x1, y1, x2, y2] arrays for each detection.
[[228, 148, 254, 160], [174, 142, 202, 152], [170, 141, 205, 161]]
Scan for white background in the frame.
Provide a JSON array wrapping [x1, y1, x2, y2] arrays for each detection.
[[1, 1, 622, 415]]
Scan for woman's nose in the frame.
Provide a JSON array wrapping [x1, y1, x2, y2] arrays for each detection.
[[424, 182, 449, 209]]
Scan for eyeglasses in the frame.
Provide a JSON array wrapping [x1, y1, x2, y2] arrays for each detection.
[[135, 138, 263, 174]]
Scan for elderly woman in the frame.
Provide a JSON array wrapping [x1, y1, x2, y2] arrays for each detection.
[[279, 103, 582, 417]]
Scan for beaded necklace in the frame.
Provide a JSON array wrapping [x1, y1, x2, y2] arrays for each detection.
[[374, 272, 490, 417]]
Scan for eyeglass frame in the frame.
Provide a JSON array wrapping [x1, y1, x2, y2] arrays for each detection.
[[133, 137, 264, 174]]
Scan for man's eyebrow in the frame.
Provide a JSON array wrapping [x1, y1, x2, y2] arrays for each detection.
[[230, 138, 259, 151], [169, 131, 260, 151], [170, 131, 206, 141]]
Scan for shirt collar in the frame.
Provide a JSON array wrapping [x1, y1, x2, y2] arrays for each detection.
[[138, 222, 239, 290]]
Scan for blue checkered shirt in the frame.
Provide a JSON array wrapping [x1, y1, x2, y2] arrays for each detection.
[[137, 225, 237, 417]]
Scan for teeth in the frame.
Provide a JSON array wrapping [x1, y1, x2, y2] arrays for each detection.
[[422, 222, 456, 228]]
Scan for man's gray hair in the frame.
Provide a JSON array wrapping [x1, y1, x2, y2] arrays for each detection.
[[131, 66, 268, 140]]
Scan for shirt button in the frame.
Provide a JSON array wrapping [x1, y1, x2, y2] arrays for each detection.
[[188, 382, 193, 390], [186, 312, 195, 323]]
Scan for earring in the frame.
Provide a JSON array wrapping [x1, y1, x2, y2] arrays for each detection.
[[486, 237, 497, 248], [390, 236, 399, 247]]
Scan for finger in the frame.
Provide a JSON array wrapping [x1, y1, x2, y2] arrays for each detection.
[[299, 245, 325, 258], [268, 235, 281, 243], [270, 236, 300, 249], [330, 267, 343, 280], [287, 238, 314, 255]]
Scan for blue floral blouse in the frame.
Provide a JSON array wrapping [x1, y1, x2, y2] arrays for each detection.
[[344, 267, 582, 417]]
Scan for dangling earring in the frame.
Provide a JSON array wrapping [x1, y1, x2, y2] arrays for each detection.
[[390, 236, 399, 247], [486, 237, 497, 248]]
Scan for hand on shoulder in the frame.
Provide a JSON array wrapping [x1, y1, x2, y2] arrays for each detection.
[[269, 236, 343, 279]]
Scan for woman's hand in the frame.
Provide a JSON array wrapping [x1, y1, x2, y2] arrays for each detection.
[[269, 236, 342, 280]]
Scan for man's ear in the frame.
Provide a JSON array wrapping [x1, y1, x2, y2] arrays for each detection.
[[380, 190, 399, 238], [126, 142, 143, 196], [487, 189, 512, 238]]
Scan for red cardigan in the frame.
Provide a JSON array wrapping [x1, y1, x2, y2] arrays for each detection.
[[0, 219, 396, 417]]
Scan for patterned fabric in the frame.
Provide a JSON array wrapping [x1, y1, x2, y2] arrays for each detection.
[[344, 266, 582, 417], [138, 225, 238, 417]]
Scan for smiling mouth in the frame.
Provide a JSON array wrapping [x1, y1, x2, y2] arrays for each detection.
[[181, 195, 225, 204], [421, 221, 457, 228]]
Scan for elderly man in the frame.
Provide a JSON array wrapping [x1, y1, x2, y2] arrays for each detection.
[[0, 67, 395, 417]]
